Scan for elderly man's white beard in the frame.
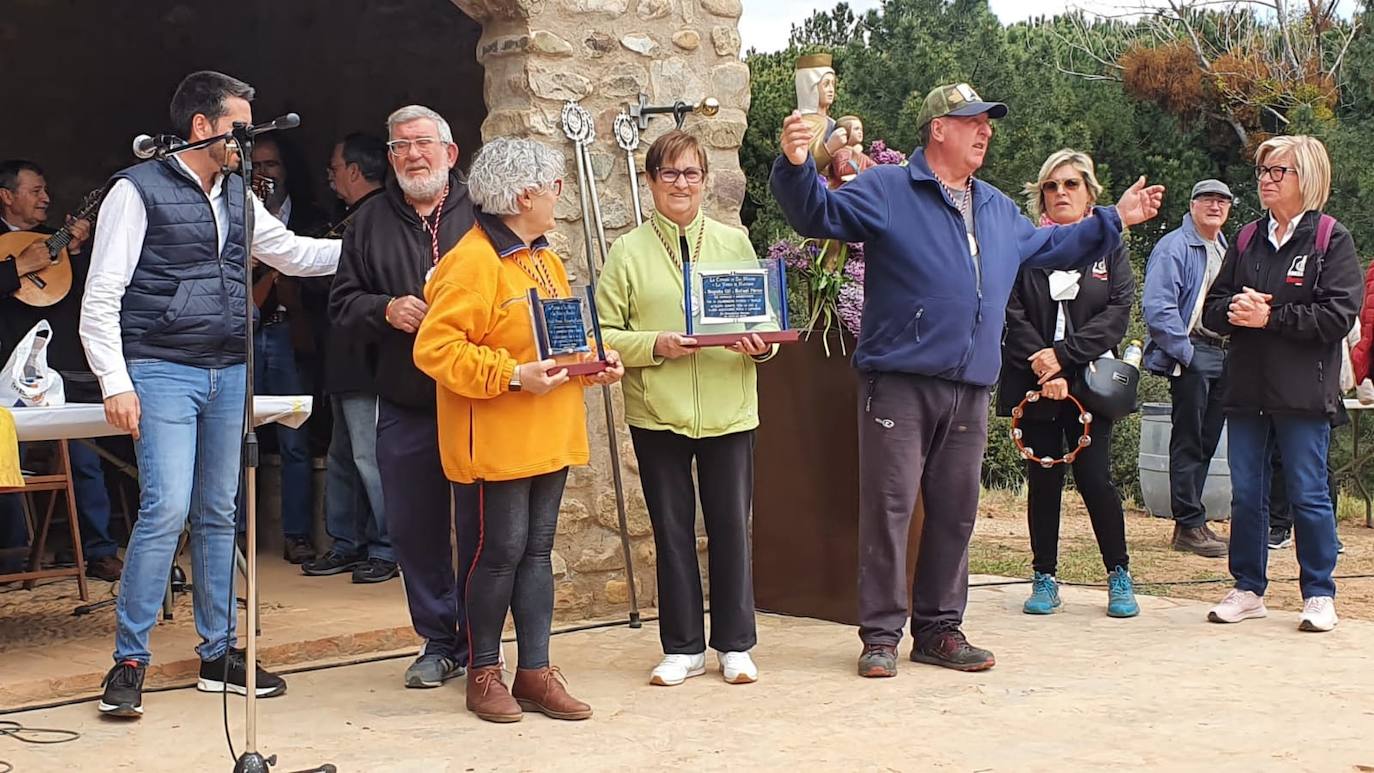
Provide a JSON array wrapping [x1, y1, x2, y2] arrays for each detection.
[[398, 164, 450, 202]]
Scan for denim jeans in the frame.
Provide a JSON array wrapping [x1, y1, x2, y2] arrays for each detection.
[[238, 322, 312, 538], [323, 393, 391, 561], [454, 468, 567, 670], [115, 360, 246, 664], [1228, 413, 1339, 600]]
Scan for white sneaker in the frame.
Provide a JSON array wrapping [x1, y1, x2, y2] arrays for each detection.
[[718, 651, 758, 684], [649, 652, 706, 686], [1207, 589, 1268, 623], [1299, 596, 1338, 632]]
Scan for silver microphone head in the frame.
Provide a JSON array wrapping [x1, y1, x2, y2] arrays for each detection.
[[132, 134, 158, 160], [276, 113, 301, 130]]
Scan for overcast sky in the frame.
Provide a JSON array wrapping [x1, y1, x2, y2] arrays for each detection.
[[739, 0, 1359, 54]]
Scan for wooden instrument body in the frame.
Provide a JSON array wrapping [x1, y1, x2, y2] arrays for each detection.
[[0, 230, 73, 307]]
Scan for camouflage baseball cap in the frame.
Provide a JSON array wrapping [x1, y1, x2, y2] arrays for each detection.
[[916, 83, 1008, 128]]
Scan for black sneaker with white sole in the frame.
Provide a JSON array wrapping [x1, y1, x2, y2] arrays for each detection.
[[98, 660, 146, 718], [197, 648, 287, 698]]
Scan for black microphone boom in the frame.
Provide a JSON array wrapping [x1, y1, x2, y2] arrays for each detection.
[[131, 134, 183, 160], [244, 113, 301, 137]]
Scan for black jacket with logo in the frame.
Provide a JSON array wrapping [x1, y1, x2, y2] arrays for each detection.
[[1202, 211, 1362, 419], [996, 245, 1134, 419], [329, 172, 475, 409]]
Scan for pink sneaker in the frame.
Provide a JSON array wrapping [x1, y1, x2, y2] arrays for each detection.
[[1207, 589, 1267, 623]]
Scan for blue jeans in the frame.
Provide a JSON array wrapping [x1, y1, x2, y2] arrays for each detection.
[[115, 360, 246, 665], [238, 322, 312, 539], [323, 393, 391, 561], [1228, 413, 1339, 600]]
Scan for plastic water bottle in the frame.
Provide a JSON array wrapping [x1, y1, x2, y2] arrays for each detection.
[[1122, 339, 1143, 368]]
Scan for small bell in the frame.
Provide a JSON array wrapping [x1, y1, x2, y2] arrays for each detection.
[[1027, 393, 1041, 403], [1079, 435, 1092, 447], [1039, 457, 1056, 469], [1079, 412, 1093, 424], [1011, 407, 1023, 419], [1011, 428, 1022, 440]]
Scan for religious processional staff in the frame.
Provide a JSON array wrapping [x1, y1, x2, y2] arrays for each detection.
[[769, 82, 1164, 679], [997, 149, 1137, 619], [413, 137, 624, 724], [596, 130, 771, 688], [1202, 135, 1360, 633]]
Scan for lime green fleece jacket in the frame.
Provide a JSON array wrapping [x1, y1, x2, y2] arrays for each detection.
[[596, 210, 772, 438]]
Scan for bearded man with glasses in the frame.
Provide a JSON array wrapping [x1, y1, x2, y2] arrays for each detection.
[[329, 104, 477, 689], [1142, 179, 1235, 558]]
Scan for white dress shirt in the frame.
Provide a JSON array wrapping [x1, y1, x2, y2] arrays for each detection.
[[1268, 210, 1311, 250], [80, 156, 339, 398]]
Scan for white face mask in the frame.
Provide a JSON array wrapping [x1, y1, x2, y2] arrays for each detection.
[[1048, 270, 1081, 301]]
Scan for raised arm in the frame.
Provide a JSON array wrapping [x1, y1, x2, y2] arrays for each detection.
[[768, 112, 890, 244]]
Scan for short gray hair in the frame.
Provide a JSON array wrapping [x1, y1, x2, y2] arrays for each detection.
[[386, 105, 454, 144], [468, 138, 565, 216]]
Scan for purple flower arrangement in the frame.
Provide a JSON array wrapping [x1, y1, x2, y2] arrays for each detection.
[[868, 139, 907, 166]]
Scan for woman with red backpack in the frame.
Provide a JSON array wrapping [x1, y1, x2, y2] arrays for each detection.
[[1201, 135, 1361, 633]]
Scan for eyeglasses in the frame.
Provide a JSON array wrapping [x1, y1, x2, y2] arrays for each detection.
[[386, 137, 446, 156], [1256, 165, 1297, 183], [1193, 194, 1232, 207], [1040, 178, 1083, 194], [656, 167, 704, 185]]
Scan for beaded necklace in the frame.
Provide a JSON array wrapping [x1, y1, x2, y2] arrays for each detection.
[[650, 214, 706, 270]]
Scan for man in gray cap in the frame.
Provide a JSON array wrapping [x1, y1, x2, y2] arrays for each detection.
[[1142, 179, 1235, 557], [771, 83, 1165, 678]]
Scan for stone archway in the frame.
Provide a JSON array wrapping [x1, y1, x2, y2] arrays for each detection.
[[450, 0, 751, 619]]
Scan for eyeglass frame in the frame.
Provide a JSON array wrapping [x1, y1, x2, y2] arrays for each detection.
[[1256, 164, 1298, 183], [1039, 177, 1085, 194], [386, 137, 450, 157], [653, 167, 706, 185]]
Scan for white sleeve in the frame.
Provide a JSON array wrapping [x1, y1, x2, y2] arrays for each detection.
[[250, 195, 340, 277], [80, 179, 147, 399]]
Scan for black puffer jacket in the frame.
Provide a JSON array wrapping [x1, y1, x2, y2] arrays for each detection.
[[1201, 211, 1362, 419], [329, 172, 474, 409]]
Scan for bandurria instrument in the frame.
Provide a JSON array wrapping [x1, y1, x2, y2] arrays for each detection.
[[1, 187, 107, 307]]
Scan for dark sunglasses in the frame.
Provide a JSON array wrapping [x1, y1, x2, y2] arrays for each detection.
[[1040, 178, 1084, 194]]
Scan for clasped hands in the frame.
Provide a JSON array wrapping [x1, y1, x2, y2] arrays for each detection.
[[1227, 286, 1273, 329]]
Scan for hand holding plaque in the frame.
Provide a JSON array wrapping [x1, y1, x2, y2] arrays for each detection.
[[682, 256, 801, 348], [528, 285, 609, 376]]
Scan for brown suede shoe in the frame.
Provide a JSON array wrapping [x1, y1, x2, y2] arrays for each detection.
[[85, 555, 124, 582], [511, 666, 592, 721], [1202, 523, 1230, 547], [1172, 524, 1227, 558], [465, 666, 522, 723]]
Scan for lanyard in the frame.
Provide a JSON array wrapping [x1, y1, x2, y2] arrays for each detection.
[[418, 184, 450, 266]]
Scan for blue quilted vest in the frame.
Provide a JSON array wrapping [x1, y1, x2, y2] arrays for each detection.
[[113, 159, 249, 368]]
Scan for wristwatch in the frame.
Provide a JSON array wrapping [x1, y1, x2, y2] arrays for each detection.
[[509, 367, 522, 392]]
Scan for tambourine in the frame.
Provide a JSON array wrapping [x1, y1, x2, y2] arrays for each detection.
[[1008, 390, 1093, 468]]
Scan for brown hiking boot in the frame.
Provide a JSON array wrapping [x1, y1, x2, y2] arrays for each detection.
[[1172, 524, 1227, 558], [511, 666, 592, 721], [465, 666, 522, 723], [1202, 523, 1229, 547], [857, 643, 898, 678]]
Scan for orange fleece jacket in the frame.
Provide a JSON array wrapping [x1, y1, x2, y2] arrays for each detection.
[[413, 224, 589, 484]]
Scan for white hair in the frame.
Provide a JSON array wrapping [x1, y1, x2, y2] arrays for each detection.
[[386, 104, 454, 144], [467, 138, 565, 215]]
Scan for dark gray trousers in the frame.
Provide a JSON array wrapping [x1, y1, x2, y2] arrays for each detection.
[[858, 372, 989, 648]]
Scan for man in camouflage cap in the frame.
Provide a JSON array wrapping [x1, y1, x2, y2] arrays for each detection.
[[771, 82, 1164, 678]]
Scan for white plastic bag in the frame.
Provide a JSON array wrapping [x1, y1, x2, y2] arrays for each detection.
[[1341, 321, 1360, 393], [0, 320, 65, 407]]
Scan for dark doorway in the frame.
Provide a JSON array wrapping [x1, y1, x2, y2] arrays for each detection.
[[1, 0, 486, 218]]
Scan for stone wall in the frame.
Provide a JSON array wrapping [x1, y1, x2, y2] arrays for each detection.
[[451, 0, 750, 621]]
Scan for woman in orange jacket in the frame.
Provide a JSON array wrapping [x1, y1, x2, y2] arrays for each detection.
[[413, 137, 623, 724]]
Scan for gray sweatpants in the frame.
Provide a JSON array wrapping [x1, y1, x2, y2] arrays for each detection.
[[857, 371, 989, 647]]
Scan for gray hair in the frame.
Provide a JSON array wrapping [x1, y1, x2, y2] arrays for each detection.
[[386, 105, 454, 144], [467, 138, 565, 216]]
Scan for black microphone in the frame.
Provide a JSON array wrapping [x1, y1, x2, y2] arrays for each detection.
[[244, 113, 301, 137], [131, 134, 181, 159]]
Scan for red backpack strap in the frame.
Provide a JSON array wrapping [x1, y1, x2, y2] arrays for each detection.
[[1316, 213, 1337, 254], [1235, 220, 1260, 256]]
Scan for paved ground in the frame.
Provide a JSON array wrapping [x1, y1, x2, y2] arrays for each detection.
[[4, 580, 1372, 772]]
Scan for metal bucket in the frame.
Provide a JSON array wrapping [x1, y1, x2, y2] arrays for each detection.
[[1138, 402, 1231, 521]]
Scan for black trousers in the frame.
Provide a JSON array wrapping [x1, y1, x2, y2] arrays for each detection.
[[1020, 402, 1128, 575], [630, 427, 757, 654], [377, 399, 470, 663], [1168, 340, 1228, 529]]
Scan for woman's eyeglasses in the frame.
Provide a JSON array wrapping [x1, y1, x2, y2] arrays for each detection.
[[1256, 165, 1297, 183], [656, 167, 705, 185], [1040, 178, 1084, 194]]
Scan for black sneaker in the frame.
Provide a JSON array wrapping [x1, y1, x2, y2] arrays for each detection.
[[351, 557, 400, 584], [1268, 527, 1293, 550], [302, 549, 364, 576], [98, 660, 146, 718], [197, 648, 287, 698], [911, 628, 996, 672]]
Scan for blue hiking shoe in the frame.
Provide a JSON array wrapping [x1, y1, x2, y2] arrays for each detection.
[[1107, 566, 1140, 618], [1022, 572, 1061, 615]]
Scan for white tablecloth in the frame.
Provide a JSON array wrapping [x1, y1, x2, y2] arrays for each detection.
[[10, 396, 312, 442]]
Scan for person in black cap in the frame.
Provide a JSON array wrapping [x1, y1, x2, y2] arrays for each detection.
[[770, 83, 1164, 678], [1142, 179, 1235, 558]]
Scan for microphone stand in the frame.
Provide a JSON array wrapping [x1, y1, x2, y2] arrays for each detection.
[[135, 121, 332, 773]]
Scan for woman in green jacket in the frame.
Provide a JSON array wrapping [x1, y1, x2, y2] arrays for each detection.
[[597, 130, 771, 687]]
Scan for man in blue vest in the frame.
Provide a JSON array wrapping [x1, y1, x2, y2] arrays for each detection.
[[79, 71, 340, 718]]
